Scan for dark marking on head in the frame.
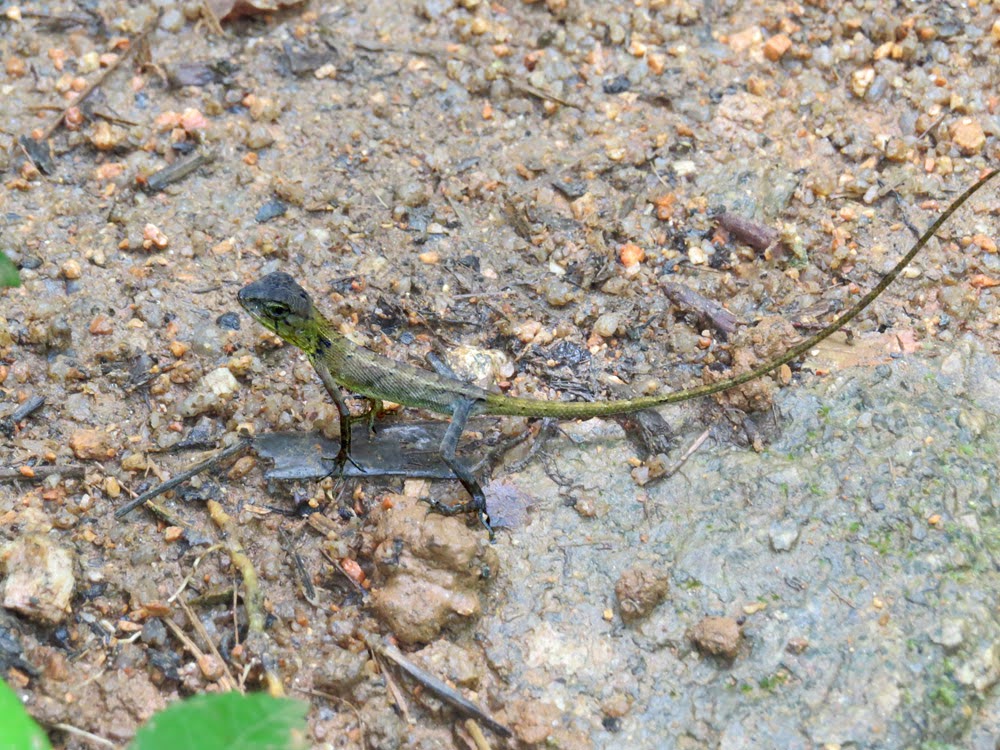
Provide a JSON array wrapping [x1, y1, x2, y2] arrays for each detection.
[[238, 271, 324, 353], [237, 271, 313, 319]]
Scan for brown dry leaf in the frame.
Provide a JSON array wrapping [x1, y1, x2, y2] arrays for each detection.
[[206, 0, 303, 21]]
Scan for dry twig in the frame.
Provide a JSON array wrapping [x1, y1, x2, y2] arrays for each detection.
[[206, 499, 285, 697]]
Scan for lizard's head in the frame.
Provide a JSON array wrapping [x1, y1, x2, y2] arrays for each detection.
[[238, 272, 324, 353]]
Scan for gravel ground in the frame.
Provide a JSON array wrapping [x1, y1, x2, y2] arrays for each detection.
[[1, 1, 998, 748]]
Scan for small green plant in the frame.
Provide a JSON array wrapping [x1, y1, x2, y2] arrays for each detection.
[[0, 679, 308, 750], [929, 680, 959, 709], [1, 677, 53, 750], [0, 252, 20, 288], [758, 671, 789, 692], [130, 691, 308, 750]]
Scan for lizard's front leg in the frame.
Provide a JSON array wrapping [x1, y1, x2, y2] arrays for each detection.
[[310, 357, 364, 475]]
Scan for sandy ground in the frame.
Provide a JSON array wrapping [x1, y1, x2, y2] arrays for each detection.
[[1, 1, 999, 748]]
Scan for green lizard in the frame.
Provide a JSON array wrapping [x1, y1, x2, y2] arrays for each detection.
[[238, 169, 997, 536]]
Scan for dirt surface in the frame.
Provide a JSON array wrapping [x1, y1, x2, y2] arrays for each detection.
[[1, 1, 999, 748]]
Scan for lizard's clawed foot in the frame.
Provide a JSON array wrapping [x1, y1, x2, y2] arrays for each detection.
[[323, 449, 366, 479], [421, 497, 494, 541]]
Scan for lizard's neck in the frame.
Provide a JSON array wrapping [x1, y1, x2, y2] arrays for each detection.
[[305, 310, 352, 361]]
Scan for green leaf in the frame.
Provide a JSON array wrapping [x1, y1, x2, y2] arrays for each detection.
[[0, 252, 20, 288], [0, 678, 53, 750], [129, 692, 308, 750]]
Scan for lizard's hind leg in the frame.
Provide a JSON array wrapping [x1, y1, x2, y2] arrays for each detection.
[[425, 397, 494, 540]]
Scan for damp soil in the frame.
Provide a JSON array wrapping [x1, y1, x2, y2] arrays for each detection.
[[1, 1, 999, 748]]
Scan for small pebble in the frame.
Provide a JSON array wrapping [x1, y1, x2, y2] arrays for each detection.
[[60, 259, 82, 280], [255, 199, 287, 223], [769, 519, 800, 552], [179, 108, 208, 131], [763, 33, 791, 61], [949, 117, 985, 154], [120, 453, 147, 472], [69, 429, 117, 460], [143, 224, 169, 250], [786, 637, 809, 654], [395, 181, 431, 207], [603, 74, 630, 94], [216, 312, 241, 330], [163, 526, 183, 542], [1, 536, 76, 625], [159, 7, 184, 32], [615, 564, 670, 623], [5, 55, 26, 77], [687, 243, 709, 265], [227, 455, 257, 480], [619, 242, 645, 269], [851, 67, 875, 98], [593, 312, 622, 338], [244, 123, 275, 150], [246, 95, 282, 122], [89, 315, 114, 335], [180, 367, 240, 417], [314, 63, 337, 79], [931, 619, 965, 651], [690, 616, 741, 660], [90, 121, 126, 151], [104, 476, 121, 497]]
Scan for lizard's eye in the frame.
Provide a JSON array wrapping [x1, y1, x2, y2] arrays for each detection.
[[264, 301, 291, 318]]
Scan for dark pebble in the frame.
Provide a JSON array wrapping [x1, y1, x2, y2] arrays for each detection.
[[603, 74, 631, 94], [216, 311, 241, 330], [255, 198, 287, 223]]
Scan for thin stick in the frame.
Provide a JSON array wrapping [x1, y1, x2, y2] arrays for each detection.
[[374, 651, 414, 728], [367, 637, 512, 738], [661, 279, 740, 337], [279, 527, 320, 606], [0, 465, 85, 481], [198, 0, 225, 36], [293, 687, 368, 749], [114, 438, 251, 518], [355, 39, 579, 109], [162, 618, 209, 667], [167, 545, 221, 602], [50, 723, 115, 748], [37, 15, 159, 142], [2, 394, 45, 429], [144, 149, 215, 192], [176, 595, 239, 691], [464, 719, 492, 750], [662, 426, 713, 480], [206, 499, 285, 697]]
